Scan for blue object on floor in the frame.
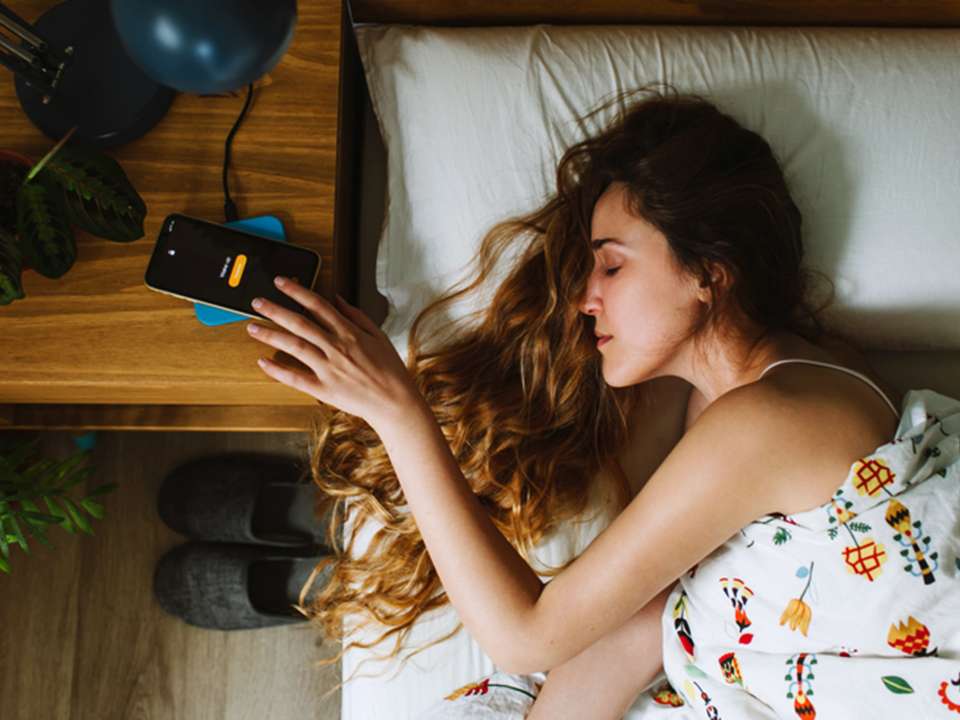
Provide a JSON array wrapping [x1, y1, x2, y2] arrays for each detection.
[[193, 215, 287, 327], [72, 432, 97, 451]]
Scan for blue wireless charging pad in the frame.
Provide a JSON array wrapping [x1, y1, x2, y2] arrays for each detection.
[[193, 214, 286, 326]]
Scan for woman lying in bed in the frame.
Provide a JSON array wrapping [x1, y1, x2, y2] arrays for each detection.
[[243, 83, 960, 719]]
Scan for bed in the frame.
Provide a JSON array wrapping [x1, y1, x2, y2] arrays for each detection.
[[331, 2, 960, 717]]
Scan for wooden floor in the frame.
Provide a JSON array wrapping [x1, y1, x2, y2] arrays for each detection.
[[0, 429, 341, 720]]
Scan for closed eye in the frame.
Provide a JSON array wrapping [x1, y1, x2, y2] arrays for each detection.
[[604, 267, 620, 277]]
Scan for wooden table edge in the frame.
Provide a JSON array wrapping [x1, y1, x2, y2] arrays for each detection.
[[0, 403, 322, 432]]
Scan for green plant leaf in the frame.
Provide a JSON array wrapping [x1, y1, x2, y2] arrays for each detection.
[[40, 141, 146, 243], [881, 675, 914, 694], [6, 514, 28, 553], [21, 519, 53, 548], [86, 482, 118, 498], [48, 449, 89, 485], [21, 510, 64, 524], [0, 224, 25, 305], [16, 175, 76, 279], [11, 455, 57, 488], [0, 553, 9, 574], [24, 125, 77, 182], [0, 431, 105, 573], [20, 498, 42, 514], [79, 497, 104, 520], [35, 457, 62, 484], [60, 497, 92, 534], [44, 496, 73, 533], [1, 454, 72, 500], [53, 452, 95, 493]]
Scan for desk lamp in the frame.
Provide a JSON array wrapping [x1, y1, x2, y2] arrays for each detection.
[[0, 0, 297, 149]]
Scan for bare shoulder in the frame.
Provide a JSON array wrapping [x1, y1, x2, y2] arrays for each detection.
[[698, 379, 801, 437], [704, 377, 894, 515], [661, 384, 815, 518]]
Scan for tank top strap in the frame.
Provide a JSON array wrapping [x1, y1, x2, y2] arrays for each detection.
[[759, 358, 900, 419]]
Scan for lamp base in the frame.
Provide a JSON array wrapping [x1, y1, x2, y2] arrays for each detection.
[[13, 0, 176, 149]]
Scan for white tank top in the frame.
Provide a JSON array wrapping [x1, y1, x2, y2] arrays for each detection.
[[759, 358, 900, 418]]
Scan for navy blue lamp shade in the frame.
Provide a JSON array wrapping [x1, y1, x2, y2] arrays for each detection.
[[111, 0, 297, 95], [11, 0, 296, 148]]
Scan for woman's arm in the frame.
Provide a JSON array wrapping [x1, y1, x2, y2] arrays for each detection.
[[525, 583, 674, 720], [377, 400, 546, 670], [377, 382, 798, 673]]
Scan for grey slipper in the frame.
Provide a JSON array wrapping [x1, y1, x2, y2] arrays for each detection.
[[152, 541, 332, 630], [157, 451, 331, 549]]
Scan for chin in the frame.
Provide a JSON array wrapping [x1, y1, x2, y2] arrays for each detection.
[[601, 364, 637, 388], [601, 356, 656, 388]]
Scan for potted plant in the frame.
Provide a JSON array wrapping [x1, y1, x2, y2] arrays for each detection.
[[0, 126, 148, 306], [0, 432, 116, 574]]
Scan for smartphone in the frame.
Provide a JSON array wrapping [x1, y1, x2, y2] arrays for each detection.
[[144, 213, 322, 321]]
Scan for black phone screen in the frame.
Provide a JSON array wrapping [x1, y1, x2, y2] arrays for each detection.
[[144, 213, 322, 319]]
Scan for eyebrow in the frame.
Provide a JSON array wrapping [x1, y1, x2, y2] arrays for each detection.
[[591, 238, 625, 251]]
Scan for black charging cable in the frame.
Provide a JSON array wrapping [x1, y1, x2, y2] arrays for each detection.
[[222, 82, 255, 223]]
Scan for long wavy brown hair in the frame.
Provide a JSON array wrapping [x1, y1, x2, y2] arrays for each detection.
[[296, 82, 835, 695]]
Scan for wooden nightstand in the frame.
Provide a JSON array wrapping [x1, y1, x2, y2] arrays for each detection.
[[0, 0, 361, 432]]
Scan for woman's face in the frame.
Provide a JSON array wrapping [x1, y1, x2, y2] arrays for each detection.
[[578, 182, 705, 387]]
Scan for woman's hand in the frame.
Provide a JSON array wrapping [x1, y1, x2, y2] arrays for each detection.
[[245, 275, 423, 429]]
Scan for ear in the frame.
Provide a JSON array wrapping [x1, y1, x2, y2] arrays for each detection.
[[695, 263, 729, 304]]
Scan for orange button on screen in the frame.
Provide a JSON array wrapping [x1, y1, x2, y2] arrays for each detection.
[[228, 254, 247, 287]]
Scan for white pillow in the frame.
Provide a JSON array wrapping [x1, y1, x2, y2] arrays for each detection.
[[357, 23, 960, 354]]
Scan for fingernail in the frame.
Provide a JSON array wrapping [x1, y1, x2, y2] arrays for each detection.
[[252, 297, 263, 309], [274, 276, 286, 287]]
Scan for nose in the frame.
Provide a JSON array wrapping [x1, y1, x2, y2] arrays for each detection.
[[578, 271, 601, 316]]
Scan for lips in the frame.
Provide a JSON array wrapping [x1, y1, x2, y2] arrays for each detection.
[[597, 335, 612, 347]]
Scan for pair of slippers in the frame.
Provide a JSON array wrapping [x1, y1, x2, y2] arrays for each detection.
[[153, 451, 333, 631]]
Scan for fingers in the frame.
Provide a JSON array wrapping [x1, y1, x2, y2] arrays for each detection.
[[272, 275, 382, 339], [256, 352, 325, 397], [248, 294, 332, 369], [246, 278, 385, 385], [272, 276, 355, 336], [333, 293, 383, 336], [247, 317, 329, 370]]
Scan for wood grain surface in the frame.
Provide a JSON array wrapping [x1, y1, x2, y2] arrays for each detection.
[[0, 429, 341, 720], [351, 0, 960, 27], [0, 0, 344, 429]]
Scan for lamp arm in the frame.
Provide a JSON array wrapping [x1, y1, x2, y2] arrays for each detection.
[[0, 2, 71, 101], [0, 3, 44, 48]]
